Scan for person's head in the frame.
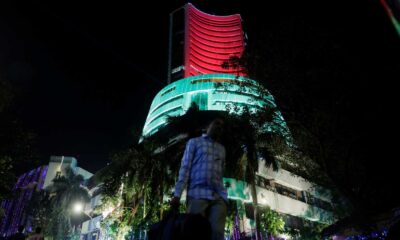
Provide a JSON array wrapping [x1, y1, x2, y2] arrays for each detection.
[[17, 225, 24, 233], [206, 118, 225, 141], [35, 227, 42, 234]]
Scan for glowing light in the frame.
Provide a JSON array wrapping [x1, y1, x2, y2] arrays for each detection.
[[58, 155, 64, 172], [184, 4, 247, 77], [381, 0, 400, 36], [73, 202, 84, 214], [142, 74, 289, 138]]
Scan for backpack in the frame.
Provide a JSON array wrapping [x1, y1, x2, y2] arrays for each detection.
[[148, 210, 187, 240]]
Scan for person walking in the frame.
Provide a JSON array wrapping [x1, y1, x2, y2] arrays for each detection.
[[170, 118, 227, 240]]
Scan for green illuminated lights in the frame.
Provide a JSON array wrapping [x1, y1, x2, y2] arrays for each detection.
[[142, 74, 288, 137]]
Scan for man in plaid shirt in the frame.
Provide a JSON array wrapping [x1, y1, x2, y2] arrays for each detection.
[[171, 118, 227, 240]]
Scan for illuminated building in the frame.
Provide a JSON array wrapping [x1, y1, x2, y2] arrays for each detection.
[[0, 156, 92, 237], [168, 3, 247, 83], [0, 166, 48, 237], [381, 0, 400, 36], [142, 74, 289, 138], [142, 3, 336, 236]]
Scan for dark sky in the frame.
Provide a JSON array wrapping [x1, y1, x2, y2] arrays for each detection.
[[0, 1, 173, 172], [1, 0, 399, 174]]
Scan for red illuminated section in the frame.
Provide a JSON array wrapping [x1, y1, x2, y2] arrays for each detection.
[[184, 4, 247, 77]]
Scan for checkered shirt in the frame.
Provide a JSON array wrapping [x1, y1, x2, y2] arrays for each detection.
[[174, 134, 227, 201]]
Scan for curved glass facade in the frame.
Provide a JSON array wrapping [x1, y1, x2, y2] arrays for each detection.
[[142, 74, 289, 138], [184, 3, 247, 77], [140, 3, 334, 229]]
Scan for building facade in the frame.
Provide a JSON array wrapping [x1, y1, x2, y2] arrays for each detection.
[[143, 3, 336, 237], [142, 74, 289, 138], [168, 3, 247, 82], [0, 156, 92, 237]]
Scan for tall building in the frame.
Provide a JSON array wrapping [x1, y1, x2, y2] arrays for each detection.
[[168, 3, 247, 83], [381, 0, 400, 36], [143, 3, 336, 237]]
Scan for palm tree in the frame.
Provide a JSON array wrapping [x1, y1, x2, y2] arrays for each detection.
[[45, 167, 90, 240], [95, 140, 174, 239], [166, 104, 284, 240], [97, 103, 287, 239], [223, 107, 285, 240]]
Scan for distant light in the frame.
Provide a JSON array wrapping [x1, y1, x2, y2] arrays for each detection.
[[73, 202, 84, 213]]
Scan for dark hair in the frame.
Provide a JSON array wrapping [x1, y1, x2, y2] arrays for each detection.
[[17, 225, 24, 233], [210, 117, 224, 124]]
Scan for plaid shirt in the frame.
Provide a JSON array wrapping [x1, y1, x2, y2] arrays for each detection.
[[174, 134, 227, 201]]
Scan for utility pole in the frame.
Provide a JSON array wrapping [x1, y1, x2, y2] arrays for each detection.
[[167, 5, 185, 84]]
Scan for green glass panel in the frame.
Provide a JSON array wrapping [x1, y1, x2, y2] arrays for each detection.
[[142, 74, 290, 140], [191, 92, 208, 110], [224, 177, 249, 201]]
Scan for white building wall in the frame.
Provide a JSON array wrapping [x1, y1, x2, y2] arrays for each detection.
[[77, 167, 93, 180], [81, 215, 102, 234], [43, 156, 77, 189], [43, 156, 93, 189], [256, 186, 334, 224], [258, 161, 332, 202]]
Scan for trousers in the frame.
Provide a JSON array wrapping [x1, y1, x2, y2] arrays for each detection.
[[187, 196, 227, 240]]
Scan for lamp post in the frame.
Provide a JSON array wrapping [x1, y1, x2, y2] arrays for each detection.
[[73, 202, 92, 220]]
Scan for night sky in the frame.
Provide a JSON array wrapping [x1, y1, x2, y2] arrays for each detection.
[[1, 0, 399, 178]]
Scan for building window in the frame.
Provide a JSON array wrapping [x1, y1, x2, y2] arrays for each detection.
[[161, 86, 176, 97], [275, 183, 298, 200]]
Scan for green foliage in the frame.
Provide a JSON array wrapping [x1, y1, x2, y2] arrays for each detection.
[[97, 141, 177, 240], [218, 50, 351, 218], [25, 190, 52, 234], [224, 27, 364, 213], [167, 103, 286, 237], [223, 108, 287, 237], [259, 207, 285, 237], [286, 222, 328, 240], [298, 223, 328, 240], [224, 200, 240, 236]]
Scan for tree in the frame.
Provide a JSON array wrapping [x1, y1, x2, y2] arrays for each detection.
[[225, 108, 287, 240], [25, 190, 52, 236], [235, 1, 400, 216], [259, 207, 285, 239], [167, 104, 284, 240], [95, 140, 176, 240], [296, 222, 327, 240], [220, 24, 356, 215], [40, 167, 90, 240]]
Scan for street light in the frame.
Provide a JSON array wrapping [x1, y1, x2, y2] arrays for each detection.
[[73, 202, 92, 220]]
